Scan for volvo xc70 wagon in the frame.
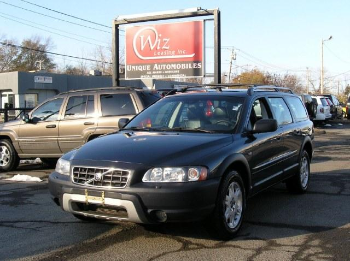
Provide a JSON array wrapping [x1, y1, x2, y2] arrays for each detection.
[[49, 86, 314, 239]]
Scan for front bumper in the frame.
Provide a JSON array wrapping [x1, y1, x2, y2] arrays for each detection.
[[49, 171, 220, 224]]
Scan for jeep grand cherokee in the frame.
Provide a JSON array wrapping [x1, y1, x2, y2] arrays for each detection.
[[49, 86, 314, 239], [0, 87, 160, 171]]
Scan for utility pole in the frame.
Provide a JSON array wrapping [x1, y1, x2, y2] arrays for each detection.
[[228, 48, 236, 83], [321, 36, 332, 94]]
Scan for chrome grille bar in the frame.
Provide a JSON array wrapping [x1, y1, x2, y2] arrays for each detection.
[[72, 167, 130, 188]]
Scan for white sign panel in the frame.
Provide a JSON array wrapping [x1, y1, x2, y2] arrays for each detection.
[[34, 76, 53, 84]]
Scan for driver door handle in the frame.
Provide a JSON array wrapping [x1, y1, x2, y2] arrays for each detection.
[[46, 124, 56, 128]]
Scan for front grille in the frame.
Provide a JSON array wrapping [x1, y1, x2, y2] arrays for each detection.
[[72, 167, 130, 188]]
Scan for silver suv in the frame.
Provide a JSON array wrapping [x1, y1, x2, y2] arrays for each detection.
[[0, 87, 160, 171]]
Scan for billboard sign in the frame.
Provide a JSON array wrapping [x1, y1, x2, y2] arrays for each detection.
[[125, 21, 203, 79]]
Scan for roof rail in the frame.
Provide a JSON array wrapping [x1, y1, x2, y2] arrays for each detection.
[[163, 84, 293, 96], [247, 85, 294, 96], [59, 86, 144, 95]]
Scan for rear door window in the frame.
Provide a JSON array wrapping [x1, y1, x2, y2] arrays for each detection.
[[268, 97, 293, 125], [285, 96, 308, 122], [64, 96, 87, 119], [100, 94, 136, 116]]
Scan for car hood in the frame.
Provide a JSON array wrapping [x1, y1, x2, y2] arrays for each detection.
[[0, 119, 21, 129], [72, 131, 233, 166]]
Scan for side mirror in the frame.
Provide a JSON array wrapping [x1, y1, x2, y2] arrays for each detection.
[[22, 114, 31, 123], [118, 118, 129, 129], [252, 119, 278, 134]]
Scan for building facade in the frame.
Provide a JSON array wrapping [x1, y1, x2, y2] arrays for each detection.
[[0, 71, 194, 109]]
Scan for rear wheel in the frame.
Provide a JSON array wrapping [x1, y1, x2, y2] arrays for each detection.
[[286, 150, 310, 194], [207, 171, 245, 240], [0, 139, 19, 172]]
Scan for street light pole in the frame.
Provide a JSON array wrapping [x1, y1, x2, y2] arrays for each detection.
[[321, 36, 332, 94]]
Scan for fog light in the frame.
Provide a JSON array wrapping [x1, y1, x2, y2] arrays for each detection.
[[154, 210, 167, 222]]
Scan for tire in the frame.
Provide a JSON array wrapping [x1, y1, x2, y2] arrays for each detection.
[[41, 158, 58, 168], [0, 139, 20, 172], [206, 171, 245, 240], [286, 150, 310, 194]]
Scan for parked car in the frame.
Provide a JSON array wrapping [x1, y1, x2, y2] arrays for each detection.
[[312, 96, 331, 122], [49, 86, 314, 240], [298, 94, 317, 120], [324, 97, 337, 119], [0, 87, 161, 171], [322, 94, 343, 119]]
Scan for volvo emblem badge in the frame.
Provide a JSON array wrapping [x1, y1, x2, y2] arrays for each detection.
[[95, 173, 102, 181]]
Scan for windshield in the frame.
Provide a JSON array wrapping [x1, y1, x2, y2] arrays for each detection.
[[124, 95, 244, 133]]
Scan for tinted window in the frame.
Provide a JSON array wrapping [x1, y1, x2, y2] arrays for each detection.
[[138, 92, 161, 107], [32, 98, 64, 122], [65, 96, 87, 118], [100, 94, 136, 116], [285, 97, 308, 121], [332, 96, 339, 105], [268, 97, 293, 125], [126, 96, 244, 133], [320, 98, 328, 106]]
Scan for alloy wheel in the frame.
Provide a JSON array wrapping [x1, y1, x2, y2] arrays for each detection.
[[224, 181, 243, 229], [0, 145, 10, 167]]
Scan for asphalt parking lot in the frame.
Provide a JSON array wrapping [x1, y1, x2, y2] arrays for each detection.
[[0, 120, 349, 261]]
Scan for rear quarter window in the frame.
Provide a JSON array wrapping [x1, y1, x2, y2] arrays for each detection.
[[137, 92, 161, 107], [100, 94, 136, 116]]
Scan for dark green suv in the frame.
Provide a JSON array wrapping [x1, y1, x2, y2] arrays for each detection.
[[49, 86, 314, 239]]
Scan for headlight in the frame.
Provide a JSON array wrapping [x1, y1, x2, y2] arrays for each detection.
[[142, 167, 207, 182], [55, 158, 71, 176]]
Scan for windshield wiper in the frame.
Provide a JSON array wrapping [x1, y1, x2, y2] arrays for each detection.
[[122, 126, 159, 131], [158, 127, 214, 133]]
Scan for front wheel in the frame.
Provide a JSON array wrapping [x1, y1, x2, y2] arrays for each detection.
[[286, 150, 310, 194], [207, 171, 245, 240], [0, 139, 20, 172]]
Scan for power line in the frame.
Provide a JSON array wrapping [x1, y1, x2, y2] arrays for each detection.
[[0, 41, 112, 64], [0, 11, 109, 45], [0, 13, 110, 49], [324, 44, 350, 64], [0, 1, 111, 34], [325, 69, 350, 80], [19, 0, 111, 29]]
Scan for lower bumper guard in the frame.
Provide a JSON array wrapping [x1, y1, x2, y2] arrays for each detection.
[[62, 193, 143, 223]]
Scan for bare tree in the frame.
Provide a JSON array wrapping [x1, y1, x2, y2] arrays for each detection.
[[0, 36, 19, 72], [12, 35, 56, 72]]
